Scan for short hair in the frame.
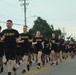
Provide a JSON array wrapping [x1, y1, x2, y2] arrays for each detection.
[[7, 20, 13, 23], [36, 31, 40, 33], [0, 26, 2, 30]]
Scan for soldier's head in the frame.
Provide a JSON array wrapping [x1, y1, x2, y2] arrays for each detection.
[[6, 20, 13, 29], [36, 31, 41, 37], [23, 25, 28, 33], [52, 33, 55, 38]]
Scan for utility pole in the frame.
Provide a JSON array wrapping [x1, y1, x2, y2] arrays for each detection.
[[63, 27, 65, 39], [24, 0, 26, 25], [62, 27, 66, 39], [19, 0, 27, 25]]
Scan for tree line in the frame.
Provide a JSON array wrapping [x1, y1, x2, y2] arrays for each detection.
[[29, 17, 75, 42]]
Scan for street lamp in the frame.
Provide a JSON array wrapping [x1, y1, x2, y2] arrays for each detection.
[[26, 15, 37, 19]]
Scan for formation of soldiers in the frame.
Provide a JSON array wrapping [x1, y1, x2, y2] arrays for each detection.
[[0, 20, 76, 75]]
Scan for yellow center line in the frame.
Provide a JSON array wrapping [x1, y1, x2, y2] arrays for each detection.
[[30, 64, 55, 75], [24, 68, 40, 75], [29, 60, 66, 75], [24, 57, 70, 75], [24, 64, 56, 75]]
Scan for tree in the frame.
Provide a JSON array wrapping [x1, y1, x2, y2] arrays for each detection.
[[70, 37, 75, 42], [54, 28, 62, 38], [50, 25, 54, 31], [29, 17, 53, 38], [29, 17, 62, 38]]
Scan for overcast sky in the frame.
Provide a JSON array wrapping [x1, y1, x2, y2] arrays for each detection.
[[0, 0, 76, 38]]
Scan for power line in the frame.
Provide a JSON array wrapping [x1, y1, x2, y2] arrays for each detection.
[[0, 0, 33, 17], [0, 20, 31, 29], [0, 21, 23, 26], [0, 0, 38, 24], [0, 0, 35, 27], [30, 0, 52, 23], [0, 0, 22, 10], [0, 0, 23, 21], [0, 12, 24, 22], [29, 1, 43, 16]]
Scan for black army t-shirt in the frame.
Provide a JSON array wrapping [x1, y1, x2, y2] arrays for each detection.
[[50, 38, 58, 48], [2, 29, 19, 49], [33, 36, 44, 49], [20, 32, 32, 48], [44, 39, 49, 49], [59, 39, 64, 45]]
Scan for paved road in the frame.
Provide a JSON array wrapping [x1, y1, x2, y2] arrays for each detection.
[[35, 58, 76, 75], [1, 56, 76, 75]]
